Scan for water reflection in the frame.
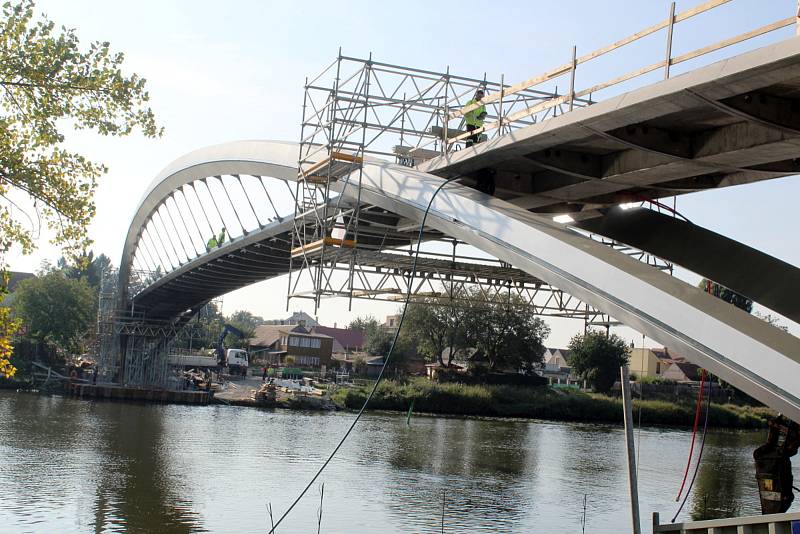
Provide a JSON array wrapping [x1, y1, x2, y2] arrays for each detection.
[[690, 431, 764, 521], [0, 393, 204, 533], [0, 392, 793, 533], [91, 402, 205, 533], [383, 417, 535, 531]]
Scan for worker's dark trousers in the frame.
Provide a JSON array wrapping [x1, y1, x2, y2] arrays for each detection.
[[466, 124, 479, 147]]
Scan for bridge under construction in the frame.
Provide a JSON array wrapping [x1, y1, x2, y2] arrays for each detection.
[[99, 0, 800, 434]]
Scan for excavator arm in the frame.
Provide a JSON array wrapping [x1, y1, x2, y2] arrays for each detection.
[[216, 324, 246, 365]]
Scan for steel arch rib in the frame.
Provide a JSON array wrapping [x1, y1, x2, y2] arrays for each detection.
[[118, 140, 298, 307], [120, 140, 800, 422]]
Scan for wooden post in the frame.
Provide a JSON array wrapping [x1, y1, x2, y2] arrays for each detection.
[[621, 364, 642, 534], [568, 45, 577, 111], [665, 2, 676, 79]]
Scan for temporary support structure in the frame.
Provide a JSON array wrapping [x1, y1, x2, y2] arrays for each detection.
[[287, 52, 588, 311]]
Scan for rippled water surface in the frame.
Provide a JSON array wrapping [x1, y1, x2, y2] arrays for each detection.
[[0, 391, 792, 533]]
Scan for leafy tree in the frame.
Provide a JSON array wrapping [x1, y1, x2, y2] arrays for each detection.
[[349, 316, 393, 356], [347, 316, 376, 332], [461, 290, 550, 372], [0, 1, 160, 257], [0, 274, 21, 377], [58, 250, 112, 289], [698, 278, 753, 313], [0, 1, 159, 377], [12, 271, 95, 354], [567, 330, 631, 393], [227, 310, 264, 330], [403, 292, 470, 366], [220, 310, 261, 349]]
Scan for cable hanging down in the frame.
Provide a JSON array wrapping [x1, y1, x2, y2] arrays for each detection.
[[675, 368, 706, 501], [267, 174, 461, 533], [671, 373, 712, 523]]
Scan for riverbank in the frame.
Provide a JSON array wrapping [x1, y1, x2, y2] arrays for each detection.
[[330, 379, 772, 428]]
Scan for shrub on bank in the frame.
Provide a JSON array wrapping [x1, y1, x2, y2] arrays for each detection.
[[331, 378, 770, 428]]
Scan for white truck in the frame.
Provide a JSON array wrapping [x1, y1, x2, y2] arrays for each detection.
[[225, 348, 249, 376], [168, 348, 249, 376], [168, 352, 217, 369]]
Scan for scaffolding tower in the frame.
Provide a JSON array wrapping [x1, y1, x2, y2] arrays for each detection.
[[287, 52, 583, 312]]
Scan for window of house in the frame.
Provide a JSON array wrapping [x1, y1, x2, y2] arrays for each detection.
[[288, 336, 321, 349], [297, 355, 320, 366], [656, 362, 661, 374]]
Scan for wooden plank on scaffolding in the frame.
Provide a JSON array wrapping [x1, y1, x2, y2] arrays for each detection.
[[290, 236, 357, 258], [428, 126, 467, 140], [299, 151, 364, 182], [393, 145, 441, 161]]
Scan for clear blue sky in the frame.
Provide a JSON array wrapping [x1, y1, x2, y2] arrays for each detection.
[[9, 0, 800, 345]]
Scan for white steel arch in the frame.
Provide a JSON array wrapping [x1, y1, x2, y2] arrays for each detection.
[[119, 141, 800, 422]]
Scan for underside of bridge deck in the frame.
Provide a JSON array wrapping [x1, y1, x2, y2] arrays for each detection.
[[420, 38, 800, 219]]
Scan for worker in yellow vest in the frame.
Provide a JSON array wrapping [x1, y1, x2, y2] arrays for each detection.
[[206, 227, 226, 251], [463, 88, 488, 148]]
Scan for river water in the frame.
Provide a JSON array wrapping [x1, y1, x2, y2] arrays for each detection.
[[0, 391, 793, 533]]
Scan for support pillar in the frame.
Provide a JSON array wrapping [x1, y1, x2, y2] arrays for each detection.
[[621, 364, 641, 534]]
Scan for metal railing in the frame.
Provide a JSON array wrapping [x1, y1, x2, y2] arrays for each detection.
[[653, 510, 800, 533], [444, 0, 798, 148]]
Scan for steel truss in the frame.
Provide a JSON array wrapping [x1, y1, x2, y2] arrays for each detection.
[[291, 244, 612, 321]]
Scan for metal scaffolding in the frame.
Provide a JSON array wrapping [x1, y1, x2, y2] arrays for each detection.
[[287, 52, 592, 312]]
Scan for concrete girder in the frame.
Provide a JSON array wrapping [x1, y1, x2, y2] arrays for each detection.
[[512, 118, 800, 209], [575, 207, 800, 325], [415, 38, 800, 213], [420, 38, 800, 180], [690, 90, 800, 137]]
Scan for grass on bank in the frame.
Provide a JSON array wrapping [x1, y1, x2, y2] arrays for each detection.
[[330, 378, 772, 428]]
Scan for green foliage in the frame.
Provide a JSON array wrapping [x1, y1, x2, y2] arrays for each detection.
[[402, 291, 469, 365], [0, 271, 20, 378], [57, 250, 112, 289], [330, 378, 770, 428], [224, 310, 262, 349], [0, 0, 160, 256], [12, 271, 94, 354], [227, 310, 264, 330], [0, 1, 159, 371], [638, 375, 677, 385], [395, 288, 550, 372], [349, 315, 392, 356], [462, 292, 550, 372], [698, 278, 753, 313], [567, 330, 630, 393]]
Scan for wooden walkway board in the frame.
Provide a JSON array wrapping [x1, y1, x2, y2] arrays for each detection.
[[291, 236, 356, 257], [299, 151, 363, 182]]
